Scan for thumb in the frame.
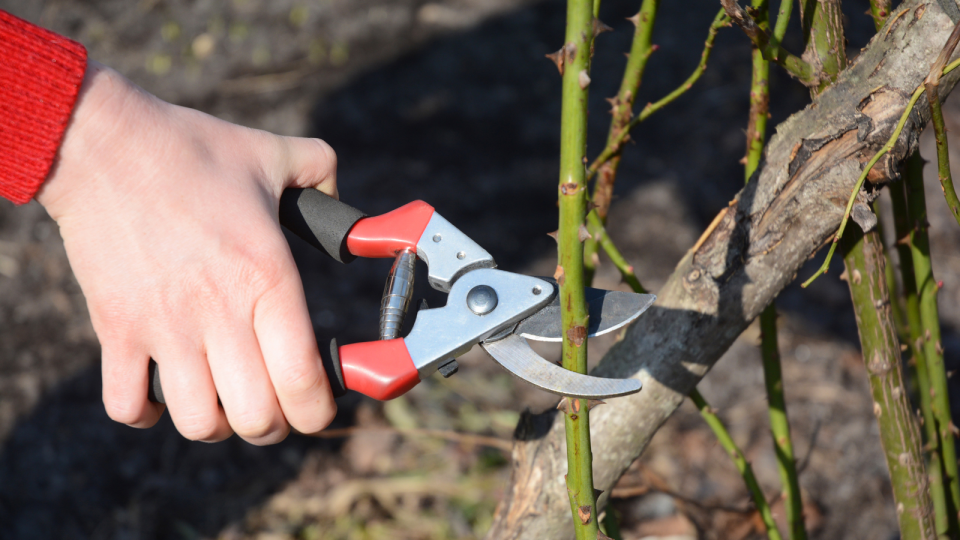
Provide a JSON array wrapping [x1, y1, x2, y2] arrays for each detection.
[[279, 137, 338, 199]]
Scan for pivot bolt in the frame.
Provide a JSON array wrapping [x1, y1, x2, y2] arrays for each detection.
[[466, 285, 498, 315]]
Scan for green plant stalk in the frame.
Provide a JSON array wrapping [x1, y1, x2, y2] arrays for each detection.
[[872, 203, 909, 343], [744, 0, 770, 182], [556, 0, 597, 537], [584, 0, 659, 286], [898, 155, 951, 538], [586, 9, 729, 182], [585, 212, 647, 293], [759, 303, 806, 540], [690, 389, 783, 540], [799, 0, 847, 95], [926, 74, 960, 229], [600, 505, 623, 540], [771, 0, 793, 43], [840, 225, 937, 540], [905, 153, 960, 532], [869, 0, 892, 31]]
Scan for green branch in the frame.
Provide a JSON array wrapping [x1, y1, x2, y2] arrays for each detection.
[[556, 0, 598, 537], [905, 151, 960, 533], [839, 224, 937, 540], [690, 389, 783, 540], [869, 0, 892, 31], [898, 155, 952, 537], [720, 0, 816, 85], [584, 0, 659, 286], [924, 21, 960, 229], [586, 9, 729, 182]]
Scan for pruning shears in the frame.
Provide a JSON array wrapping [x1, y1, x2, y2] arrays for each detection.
[[148, 188, 654, 403]]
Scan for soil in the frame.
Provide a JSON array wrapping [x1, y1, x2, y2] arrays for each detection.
[[1, 0, 959, 539]]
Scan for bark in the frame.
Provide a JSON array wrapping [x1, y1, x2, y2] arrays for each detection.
[[485, 2, 960, 537]]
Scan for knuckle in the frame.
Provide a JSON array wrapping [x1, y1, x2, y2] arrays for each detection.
[[231, 409, 280, 440], [313, 138, 337, 170], [277, 363, 323, 400], [176, 413, 222, 441], [292, 401, 337, 435], [102, 395, 142, 425]]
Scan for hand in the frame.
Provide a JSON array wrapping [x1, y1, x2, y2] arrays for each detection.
[[36, 61, 338, 444]]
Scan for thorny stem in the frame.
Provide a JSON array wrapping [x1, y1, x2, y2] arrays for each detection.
[[800, 56, 960, 288], [898, 155, 951, 538], [584, 0, 659, 286], [905, 153, 960, 534], [689, 389, 783, 540], [556, 0, 597, 537], [839, 225, 937, 540], [720, 0, 817, 85], [585, 9, 729, 183], [924, 20, 960, 229], [744, 0, 770, 181]]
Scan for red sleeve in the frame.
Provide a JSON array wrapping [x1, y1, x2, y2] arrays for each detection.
[[0, 10, 87, 205]]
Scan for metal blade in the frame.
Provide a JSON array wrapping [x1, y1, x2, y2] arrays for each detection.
[[515, 282, 655, 342], [480, 334, 641, 398]]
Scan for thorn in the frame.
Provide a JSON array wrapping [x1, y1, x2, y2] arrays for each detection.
[[925, 329, 932, 341], [579, 70, 591, 89], [936, 341, 944, 355], [554, 265, 566, 286], [948, 370, 956, 378], [587, 399, 606, 410], [952, 422, 960, 436], [901, 343, 909, 352], [598, 532, 613, 540], [577, 505, 592, 525], [546, 49, 564, 75], [578, 224, 591, 242], [586, 200, 600, 212], [594, 488, 604, 499], [590, 251, 600, 266], [557, 397, 573, 414], [852, 269, 862, 285], [547, 230, 559, 242], [627, 12, 641, 26], [839, 269, 848, 282], [567, 325, 587, 347], [593, 18, 613, 35]]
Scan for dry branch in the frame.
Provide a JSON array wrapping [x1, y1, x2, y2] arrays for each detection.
[[485, 2, 960, 537]]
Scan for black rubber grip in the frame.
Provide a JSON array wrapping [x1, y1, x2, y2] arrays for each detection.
[[147, 339, 348, 404], [279, 188, 366, 264]]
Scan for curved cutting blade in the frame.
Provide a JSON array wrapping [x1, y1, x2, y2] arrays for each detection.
[[480, 334, 641, 398], [515, 283, 655, 342]]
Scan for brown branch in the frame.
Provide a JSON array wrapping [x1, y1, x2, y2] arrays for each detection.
[[485, 1, 960, 537]]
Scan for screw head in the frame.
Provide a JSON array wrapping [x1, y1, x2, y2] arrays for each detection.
[[466, 285, 498, 315]]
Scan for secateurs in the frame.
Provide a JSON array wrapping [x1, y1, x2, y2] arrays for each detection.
[[148, 188, 654, 403]]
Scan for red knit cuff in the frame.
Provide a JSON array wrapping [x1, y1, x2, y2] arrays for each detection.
[[0, 10, 87, 205]]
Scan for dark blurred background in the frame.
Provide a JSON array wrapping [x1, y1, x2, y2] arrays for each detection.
[[0, 0, 958, 538]]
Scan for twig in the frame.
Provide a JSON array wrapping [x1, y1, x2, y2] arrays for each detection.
[[924, 20, 960, 229], [898, 154, 952, 537], [586, 9, 730, 182], [905, 149, 960, 533], [840, 224, 937, 540], [584, 0, 659, 286], [689, 389, 783, 540], [800, 56, 960, 288], [315, 426, 513, 451], [555, 0, 599, 537], [799, 0, 847, 95], [585, 211, 647, 293], [720, 0, 816, 85]]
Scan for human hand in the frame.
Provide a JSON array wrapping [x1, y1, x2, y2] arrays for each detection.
[[36, 60, 338, 444]]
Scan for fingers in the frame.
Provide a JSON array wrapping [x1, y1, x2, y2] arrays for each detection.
[[278, 137, 338, 198], [101, 343, 165, 429], [205, 319, 290, 445], [153, 341, 233, 443], [253, 254, 338, 435]]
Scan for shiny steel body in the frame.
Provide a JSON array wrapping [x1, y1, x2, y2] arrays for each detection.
[[415, 213, 495, 292]]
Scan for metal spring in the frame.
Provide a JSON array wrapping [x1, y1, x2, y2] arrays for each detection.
[[379, 249, 416, 340]]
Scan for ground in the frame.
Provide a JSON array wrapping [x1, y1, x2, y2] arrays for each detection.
[[1, 0, 959, 539]]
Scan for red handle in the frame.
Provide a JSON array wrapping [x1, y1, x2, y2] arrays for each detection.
[[345, 201, 435, 258], [337, 339, 421, 400]]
